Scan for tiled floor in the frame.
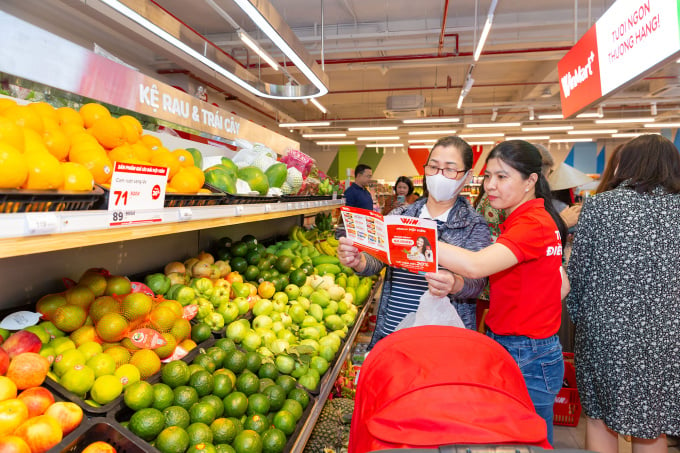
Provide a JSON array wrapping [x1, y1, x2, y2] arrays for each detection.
[[554, 417, 680, 452]]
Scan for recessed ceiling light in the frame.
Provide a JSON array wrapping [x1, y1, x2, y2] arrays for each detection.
[[567, 129, 618, 135], [408, 130, 457, 135], [459, 133, 505, 138], [505, 135, 551, 140], [357, 136, 400, 141], [315, 140, 355, 145], [644, 122, 680, 128], [466, 122, 521, 128], [595, 117, 654, 124], [522, 126, 573, 132], [347, 126, 399, 131], [365, 143, 404, 148], [302, 133, 346, 138], [402, 118, 460, 124], [549, 138, 593, 143], [280, 121, 331, 127]]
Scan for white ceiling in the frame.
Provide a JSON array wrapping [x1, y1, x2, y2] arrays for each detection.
[[3, 0, 680, 148]]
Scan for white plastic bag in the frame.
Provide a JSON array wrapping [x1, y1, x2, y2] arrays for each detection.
[[395, 290, 465, 331]]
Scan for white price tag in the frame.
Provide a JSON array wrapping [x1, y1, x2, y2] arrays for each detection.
[[108, 162, 168, 226], [332, 192, 338, 200], [264, 204, 271, 213], [178, 207, 193, 221], [26, 213, 58, 235], [235, 206, 244, 216]]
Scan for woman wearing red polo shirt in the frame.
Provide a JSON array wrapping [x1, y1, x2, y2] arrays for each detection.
[[426, 140, 569, 445]]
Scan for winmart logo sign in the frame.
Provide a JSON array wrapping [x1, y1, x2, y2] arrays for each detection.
[[400, 217, 419, 225], [560, 51, 596, 98]]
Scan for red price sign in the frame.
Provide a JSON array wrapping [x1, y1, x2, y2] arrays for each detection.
[[108, 162, 168, 226]]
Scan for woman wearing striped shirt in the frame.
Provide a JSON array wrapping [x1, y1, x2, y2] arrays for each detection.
[[338, 136, 491, 347]]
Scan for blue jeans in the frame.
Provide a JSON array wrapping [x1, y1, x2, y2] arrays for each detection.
[[486, 331, 564, 446]]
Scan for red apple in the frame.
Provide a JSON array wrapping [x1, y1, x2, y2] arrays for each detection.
[[0, 347, 9, 375], [17, 387, 54, 418], [44, 401, 83, 435], [14, 414, 62, 453], [1, 331, 42, 359]]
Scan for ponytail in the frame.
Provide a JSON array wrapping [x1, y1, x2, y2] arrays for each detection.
[[535, 174, 568, 247]]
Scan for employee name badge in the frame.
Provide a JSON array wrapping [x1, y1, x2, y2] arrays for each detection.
[[108, 162, 168, 226]]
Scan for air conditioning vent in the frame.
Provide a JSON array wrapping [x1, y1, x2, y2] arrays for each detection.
[[384, 108, 427, 118], [386, 95, 425, 111]]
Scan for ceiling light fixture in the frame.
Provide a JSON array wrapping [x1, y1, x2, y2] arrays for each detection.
[[473, 0, 498, 61], [467, 122, 521, 128], [549, 138, 593, 143], [467, 141, 496, 145], [537, 114, 564, 120], [407, 139, 438, 143], [402, 118, 460, 124], [309, 98, 327, 114], [408, 130, 457, 135], [457, 65, 475, 109], [459, 133, 505, 138], [302, 133, 346, 138], [540, 87, 553, 98], [521, 125, 574, 132], [238, 31, 280, 71], [348, 126, 399, 131], [279, 121, 330, 127], [651, 102, 657, 116], [316, 140, 355, 145], [491, 108, 498, 122], [528, 107, 535, 121], [612, 133, 640, 138], [357, 136, 400, 141], [505, 135, 551, 140], [365, 143, 404, 148], [409, 144, 432, 149], [644, 122, 680, 128], [595, 117, 655, 124], [567, 129, 618, 135]]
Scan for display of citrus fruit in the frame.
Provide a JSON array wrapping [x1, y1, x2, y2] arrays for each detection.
[[90, 374, 123, 404], [129, 407, 165, 441], [156, 425, 190, 453], [152, 383, 176, 411], [162, 360, 191, 389], [163, 405, 191, 429], [129, 349, 162, 380]]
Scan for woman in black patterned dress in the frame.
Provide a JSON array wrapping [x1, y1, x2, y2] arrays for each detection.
[[566, 134, 680, 453]]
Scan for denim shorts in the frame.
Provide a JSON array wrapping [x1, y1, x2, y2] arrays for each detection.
[[486, 330, 564, 446]]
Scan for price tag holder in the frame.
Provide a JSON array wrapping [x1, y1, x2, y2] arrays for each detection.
[[26, 213, 58, 235], [178, 207, 193, 221], [108, 162, 168, 226]]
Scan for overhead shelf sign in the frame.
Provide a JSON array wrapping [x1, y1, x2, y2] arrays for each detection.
[[559, 0, 680, 118]]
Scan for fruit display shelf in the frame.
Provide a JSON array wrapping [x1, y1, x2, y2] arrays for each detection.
[[96, 184, 226, 210], [0, 186, 105, 214], [54, 419, 149, 453]]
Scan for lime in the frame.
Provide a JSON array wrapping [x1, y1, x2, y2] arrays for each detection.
[[190, 370, 215, 397], [272, 411, 296, 436], [274, 257, 292, 274], [246, 251, 261, 266], [60, 365, 95, 397], [86, 352, 117, 379], [156, 426, 190, 453], [261, 428, 287, 453], [162, 360, 191, 388], [124, 380, 154, 411], [214, 368, 237, 387], [257, 363, 279, 381], [223, 391, 248, 418], [258, 378, 274, 393], [262, 385, 286, 412], [91, 374, 123, 405], [193, 354, 217, 373], [115, 364, 141, 387], [227, 417, 244, 437], [281, 399, 303, 421], [54, 348, 87, 377], [186, 422, 214, 446], [241, 235, 258, 250], [206, 347, 227, 368], [247, 393, 270, 416], [216, 444, 236, 453], [224, 350, 247, 374], [244, 413, 269, 435], [288, 270, 307, 288], [211, 418, 238, 445], [191, 323, 212, 343], [215, 338, 237, 355], [152, 383, 176, 411], [233, 429, 263, 453], [200, 394, 225, 418], [163, 405, 191, 429], [174, 385, 199, 410], [77, 341, 103, 360], [130, 407, 166, 441], [188, 364, 205, 376], [244, 265, 260, 282], [244, 352, 261, 374], [286, 388, 310, 410], [275, 376, 296, 395], [230, 241, 248, 257], [187, 443, 217, 453], [235, 372, 259, 396], [212, 373, 234, 399], [230, 257, 248, 274], [190, 401, 217, 425]]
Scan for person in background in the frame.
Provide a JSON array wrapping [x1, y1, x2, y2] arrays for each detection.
[[430, 140, 569, 445], [566, 134, 680, 453], [337, 136, 491, 345], [343, 164, 373, 210], [382, 176, 419, 215]]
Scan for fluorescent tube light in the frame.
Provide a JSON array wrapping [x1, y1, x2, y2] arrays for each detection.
[[567, 129, 617, 135], [402, 118, 460, 124], [357, 136, 400, 141], [348, 126, 399, 131], [279, 121, 330, 127], [644, 122, 680, 128], [407, 139, 437, 143], [537, 114, 564, 120], [457, 94, 465, 109], [302, 133, 346, 138], [505, 136, 551, 140], [309, 98, 327, 114], [612, 133, 640, 138], [460, 133, 505, 138], [316, 141, 355, 145], [473, 0, 498, 61], [409, 144, 433, 149], [550, 138, 593, 143], [522, 126, 573, 132], [365, 143, 403, 148], [467, 122, 521, 128], [595, 117, 654, 124], [576, 112, 603, 118], [408, 130, 457, 135], [468, 141, 495, 145], [238, 31, 280, 71]]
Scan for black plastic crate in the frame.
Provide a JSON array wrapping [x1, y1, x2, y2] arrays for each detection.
[[96, 183, 224, 209], [223, 192, 280, 205], [0, 186, 105, 213], [280, 194, 334, 202], [55, 420, 149, 453]]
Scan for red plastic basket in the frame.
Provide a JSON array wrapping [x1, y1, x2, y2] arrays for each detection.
[[553, 352, 582, 427]]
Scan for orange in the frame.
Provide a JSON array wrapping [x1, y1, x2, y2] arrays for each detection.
[[42, 126, 70, 161], [41, 116, 60, 131], [183, 166, 205, 185], [23, 128, 49, 154], [23, 149, 64, 189], [107, 144, 136, 163], [0, 116, 25, 152], [61, 122, 87, 139], [0, 399, 29, 437], [69, 140, 107, 165], [151, 150, 180, 179], [140, 134, 162, 150], [61, 162, 94, 191], [118, 115, 143, 143], [0, 143, 28, 189], [0, 376, 18, 402], [79, 103, 111, 128], [82, 154, 113, 184], [3, 105, 44, 134], [0, 98, 18, 114], [89, 116, 125, 149], [172, 149, 195, 167], [56, 106, 84, 128], [27, 102, 58, 122], [169, 168, 203, 193], [130, 143, 152, 162]]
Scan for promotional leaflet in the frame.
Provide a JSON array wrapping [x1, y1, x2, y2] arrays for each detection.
[[340, 206, 438, 274]]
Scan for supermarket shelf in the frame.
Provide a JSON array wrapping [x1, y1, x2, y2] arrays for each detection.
[[0, 200, 342, 259], [290, 277, 381, 453]]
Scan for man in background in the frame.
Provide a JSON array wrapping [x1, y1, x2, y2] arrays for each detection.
[[344, 164, 373, 210]]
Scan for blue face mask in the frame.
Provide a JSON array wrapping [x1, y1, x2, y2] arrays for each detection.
[[426, 172, 468, 202]]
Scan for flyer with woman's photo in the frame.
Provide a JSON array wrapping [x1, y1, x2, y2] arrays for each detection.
[[340, 206, 438, 274]]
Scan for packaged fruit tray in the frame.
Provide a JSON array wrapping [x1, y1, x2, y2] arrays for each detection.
[[96, 184, 224, 209], [54, 419, 149, 453], [222, 192, 280, 205], [0, 186, 105, 213]]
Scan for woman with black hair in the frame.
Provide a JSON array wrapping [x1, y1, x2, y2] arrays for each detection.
[[567, 134, 680, 453], [429, 140, 569, 445], [382, 176, 419, 214]]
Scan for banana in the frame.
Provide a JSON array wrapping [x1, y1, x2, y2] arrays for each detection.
[[326, 235, 339, 247], [320, 240, 337, 256], [314, 242, 325, 254]]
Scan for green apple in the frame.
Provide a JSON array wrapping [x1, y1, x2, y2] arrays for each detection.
[[233, 297, 250, 315], [253, 314, 273, 330], [299, 285, 314, 298], [284, 284, 300, 301], [297, 296, 311, 311], [289, 305, 306, 325], [279, 313, 292, 328], [253, 299, 273, 316], [217, 301, 240, 324]]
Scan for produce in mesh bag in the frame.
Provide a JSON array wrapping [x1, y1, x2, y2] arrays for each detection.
[[286, 167, 303, 193], [304, 398, 354, 453]]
